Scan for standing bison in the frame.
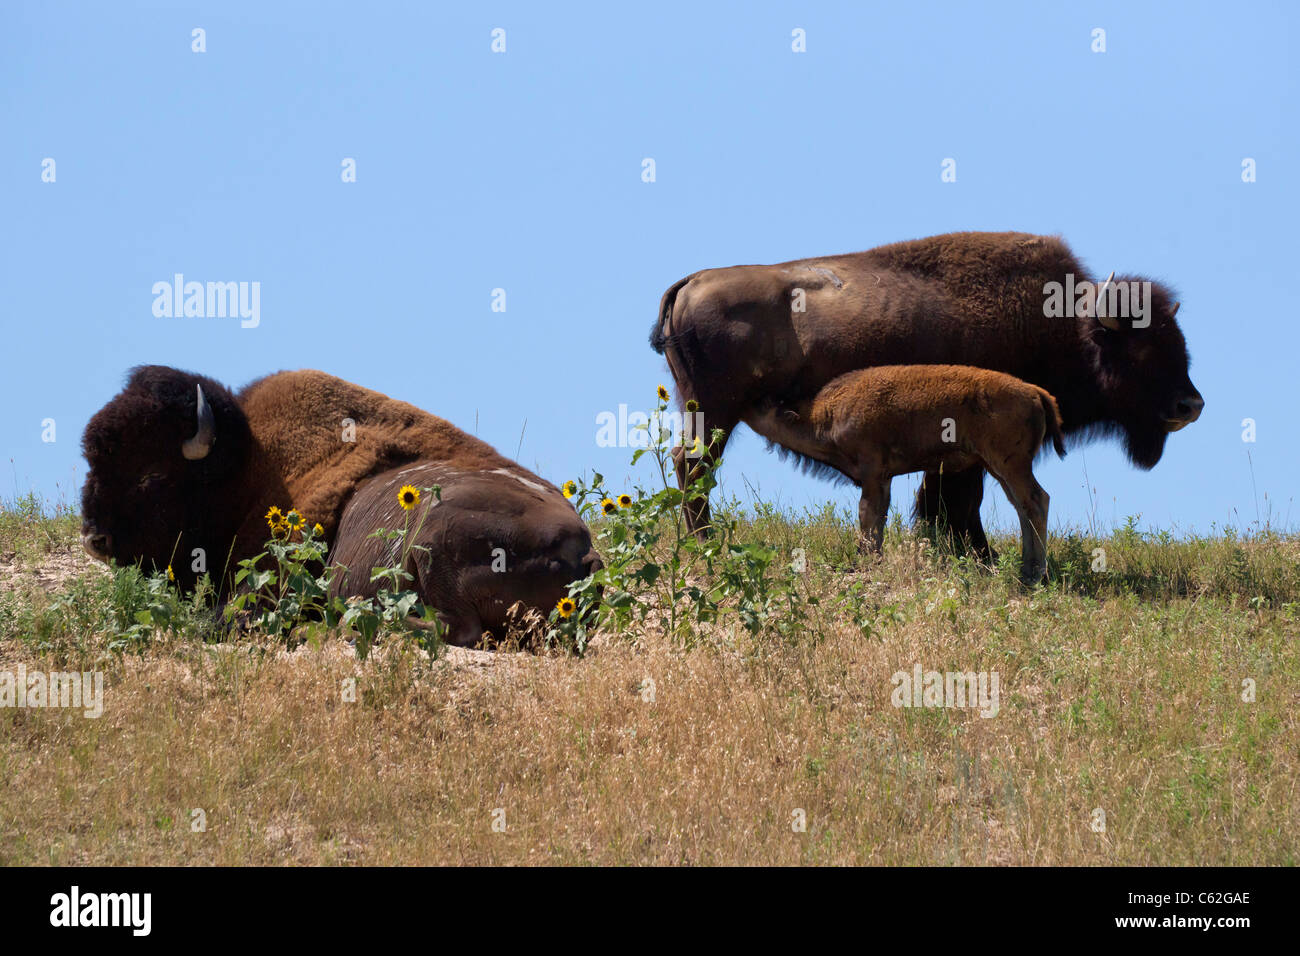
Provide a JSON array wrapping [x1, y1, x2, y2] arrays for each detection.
[[650, 231, 1203, 557], [80, 366, 600, 645]]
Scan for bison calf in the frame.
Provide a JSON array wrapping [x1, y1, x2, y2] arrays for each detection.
[[753, 365, 1066, 583]]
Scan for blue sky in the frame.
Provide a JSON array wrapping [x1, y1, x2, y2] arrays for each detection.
[[2, 1, 1295, 536]]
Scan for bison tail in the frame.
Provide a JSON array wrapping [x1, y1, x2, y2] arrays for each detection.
[[650, 275, 692, 355], [1038, 389, 1067, 459]]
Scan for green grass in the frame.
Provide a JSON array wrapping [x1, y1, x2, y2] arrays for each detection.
[[0, 497, 1296, 865], [0, 490, 80, 564]]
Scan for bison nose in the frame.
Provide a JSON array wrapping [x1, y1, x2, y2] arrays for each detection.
[[1175, 394, 1204, 422], [582, 551, 604, 575], [81, 530, 112, 560]]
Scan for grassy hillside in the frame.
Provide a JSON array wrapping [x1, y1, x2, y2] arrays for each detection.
[[0, 490, 1296, 865]]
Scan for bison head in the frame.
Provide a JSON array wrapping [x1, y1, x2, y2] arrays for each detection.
[[80, 366, 253, 589], [1083, 276, 1204, 469]]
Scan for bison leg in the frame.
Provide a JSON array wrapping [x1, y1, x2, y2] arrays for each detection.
[[674, 414, 735, 539], [404, 611, 482, 649], [403, 550, 488, 646], [440, 610, 487, 648], [990, 466, 1049, 585], [913, 466, 996, 563], [857, 477, 890, 556]]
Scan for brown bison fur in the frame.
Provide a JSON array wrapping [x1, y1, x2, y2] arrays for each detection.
[[81, 366, 599, 647], [753, 365, 1066, 583], [651, 231, 1203, 557], [328, 461, 598, 646], [235, 369, 515, 541]]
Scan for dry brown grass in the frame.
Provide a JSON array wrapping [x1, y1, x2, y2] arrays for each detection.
[[2, 523, 1295, 866]]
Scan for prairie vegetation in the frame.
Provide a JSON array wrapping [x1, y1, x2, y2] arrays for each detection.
[[1, 474, 1296, 865]]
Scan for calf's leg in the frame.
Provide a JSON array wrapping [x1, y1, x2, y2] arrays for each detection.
[[990, 461, 1050, 584]]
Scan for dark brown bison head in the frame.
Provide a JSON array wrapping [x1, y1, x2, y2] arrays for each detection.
[[80, 366, 253, 589], [1083, 276, 1203, 469]]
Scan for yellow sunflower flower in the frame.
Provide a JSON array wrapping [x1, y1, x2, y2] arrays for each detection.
[[617, 494, 633, 509], [285, 510, 306, 532], [313, 523, 324, 536], [166, 565, 175, 582], [398, 485, 420, 510], [562, 480, 577, 499], [600, 498, 617, 516], [685, 399, 699, 413], [657, 384, 670, 402], [265, 506, 284, 530], [557, 597, 576, 619]]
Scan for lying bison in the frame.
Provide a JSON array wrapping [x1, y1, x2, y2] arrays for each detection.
[[650, 231, 1203, 557], [80, 365, 600, 646], [753, 365, 1067, 583]]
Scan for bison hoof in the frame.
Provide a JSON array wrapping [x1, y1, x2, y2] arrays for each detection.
[[1019, 568, 1048, 587]]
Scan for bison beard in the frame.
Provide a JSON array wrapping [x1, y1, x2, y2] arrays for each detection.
[[650, 231, 1204, 556], [80, 365, 600, 646]]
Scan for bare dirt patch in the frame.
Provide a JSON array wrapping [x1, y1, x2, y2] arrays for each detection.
[[0, 545, 103, 593]]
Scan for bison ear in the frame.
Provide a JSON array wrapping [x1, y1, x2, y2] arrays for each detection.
[[182, 384, 216, 460]]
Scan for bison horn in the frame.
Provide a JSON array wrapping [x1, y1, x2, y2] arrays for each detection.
[[1094, 271, 1120, 331], [182, 384, 216, 460], [1170, 301, 1181, 319]]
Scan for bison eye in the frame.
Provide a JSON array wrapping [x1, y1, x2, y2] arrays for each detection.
[[138, 473, 165, 494]]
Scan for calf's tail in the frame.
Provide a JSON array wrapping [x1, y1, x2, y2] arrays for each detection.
[[1037, 388, 1067, 459]]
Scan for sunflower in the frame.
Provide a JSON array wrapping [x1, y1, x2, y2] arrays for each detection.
[[312, 523, 324, 536], [285, 510, 306, 532], [685, 399, 699, 413], [690, 435, 704, 456], [657, 384, 670, 402], [398, 485, 421, 510], [617, 493, 633, 509], [556, 597, 576, 619], [562, 480, 577, 499], [600, 498, 617, 516], [265, 506, 284, 530], [166, 565, 175, 582]]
